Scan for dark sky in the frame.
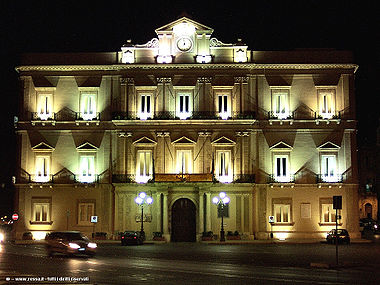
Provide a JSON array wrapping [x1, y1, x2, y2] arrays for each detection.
[[0, 1, 379, 213]]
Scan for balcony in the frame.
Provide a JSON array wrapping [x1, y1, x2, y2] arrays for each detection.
[[268, 174, 295, 183], [112, 173, 214, 183], [75, 112, 100, 121], [112, 111, 256, 120], [315, 111, 341, 120], [268, 111, 294, 120], [31, 112, 56, 121], [316, 174, 343, 183]]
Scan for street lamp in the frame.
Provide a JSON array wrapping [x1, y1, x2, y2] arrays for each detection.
[[135, 192, 153, 241], [212, 192, 230, 242]]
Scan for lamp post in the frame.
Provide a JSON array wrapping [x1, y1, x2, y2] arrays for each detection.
[[135, 192, 153, 241], [212, 192, 230, 242]]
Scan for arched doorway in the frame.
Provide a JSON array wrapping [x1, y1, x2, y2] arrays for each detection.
[[365, 203, 373, 218], [171, 198, 196, 242]]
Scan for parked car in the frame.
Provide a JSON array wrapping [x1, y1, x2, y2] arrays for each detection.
[[121, 231, 143, 245], [326, 229, 350, 244], [45, 231, 97, 257]]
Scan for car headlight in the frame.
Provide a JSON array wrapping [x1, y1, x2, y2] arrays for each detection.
[[0, 233, 4, 243], [374, 225, 378, 229], [69, 243, 80, 249], [87, 242, 97, 249]]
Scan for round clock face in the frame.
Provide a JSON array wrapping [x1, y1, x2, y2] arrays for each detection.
[[177, 37, 193, 52]]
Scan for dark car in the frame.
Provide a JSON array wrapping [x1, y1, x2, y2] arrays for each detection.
[[121, 231, 143, 245], [359, 218, 379, 233], [326, 229, 350, 244], [45, 231, 97, 257]]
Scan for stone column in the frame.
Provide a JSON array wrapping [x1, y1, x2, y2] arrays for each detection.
[[198, 191, 204, 237], [162, 191, 169, 240], [206, 192, 212, 232], [241, 194, 245, 233]]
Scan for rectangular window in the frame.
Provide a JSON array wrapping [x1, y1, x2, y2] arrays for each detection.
[[80, 93, 97, 120], [271, 89, 289, 119], [322, 204, 336, 223], [318, 89, 335, 119], [178, 93, 190, 119], [321, 155, 337, 182], [136, 150, 152, 183], [139, 94, 151, 120], [274, 154, 290, 182], [78, 203, 94, 225], [216, 150, 232, 183], [177, 150, 192, 174], [79, 156, 95, 183], [33, 203, 49, 222], [37, 93, 53, 120], [274, 204, 290, 223], [35, 156, 50, 182], [218, 94, 230, 119]]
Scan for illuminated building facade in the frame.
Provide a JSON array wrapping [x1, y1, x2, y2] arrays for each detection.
[[14, 17, 360, 241]]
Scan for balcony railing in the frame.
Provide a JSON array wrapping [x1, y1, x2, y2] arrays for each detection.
[[74, 174, 99, 183], [112, 111, 256, 120], [75, 112, 100, 121], [316, 174, 343, 183], [268, 111, 294, 120], [31, 112, 56, 121], [268, 174, 295, 183], [315, 111, 341, 120]]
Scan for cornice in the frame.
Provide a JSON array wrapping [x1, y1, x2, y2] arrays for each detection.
[[15, 63, 359, 73]]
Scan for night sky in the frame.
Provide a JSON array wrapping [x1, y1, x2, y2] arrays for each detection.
[[0, 1, 379, 215]]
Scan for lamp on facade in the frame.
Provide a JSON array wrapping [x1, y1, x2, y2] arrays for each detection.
[[135, 192, 153, 241], [212, 192, 230, 242]]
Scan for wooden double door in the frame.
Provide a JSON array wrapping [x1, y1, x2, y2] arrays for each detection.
[[171, 198, 196, 242]]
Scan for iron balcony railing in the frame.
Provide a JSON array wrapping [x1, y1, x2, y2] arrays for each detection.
[[112, 111, 256, 120], [268, 174, 295, 183], [314, 111, 341, 120], [21, 173, 99, 184], [31, 112, 56, 121], [316, 174, 343, 183], [268, 111, 294, 120], [75, 112, 100, 121]]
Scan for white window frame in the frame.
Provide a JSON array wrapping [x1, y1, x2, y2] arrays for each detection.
[[177, 93, 191, 119], [176, 150, 192, 174], [321, 204, 337, 223], [78, 155, 96, 183], [34, 155, 50, 182], [317, 88, 336, 119], [78, 202, 95, 225], [274, 204, 291, 223], [320, 154, 338, 182], [138, 94, 152, 120], [136, 150, 153, 183], [80, 92, 97, 120], [273, 154, 290, 182], [217, 94, 231, 119], [271, 88, 290, 119], [32, 202, 50, 222], [37, 92, 54, 120], [216, 150, 232, 183]]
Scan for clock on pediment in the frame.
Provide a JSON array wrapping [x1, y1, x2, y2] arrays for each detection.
[[176, 36, 193, 52]]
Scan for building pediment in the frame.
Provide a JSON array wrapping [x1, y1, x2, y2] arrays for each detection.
[[32, 142, 55, 152], [270, 141, 293, 151], [76, 142, 98, 152], [211, 136, 236, 146], [155, 17, 214, 35], [172, 136, 196, 145], [317, 141, 340, 151], [133, 136, 157, 146]]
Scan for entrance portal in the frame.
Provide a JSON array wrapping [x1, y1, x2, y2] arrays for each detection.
[[171, 198, 196, 242]]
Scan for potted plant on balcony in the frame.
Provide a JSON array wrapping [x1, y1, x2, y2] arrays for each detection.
[[201, 231, 214, 241], [226, 231, 241, 240]]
